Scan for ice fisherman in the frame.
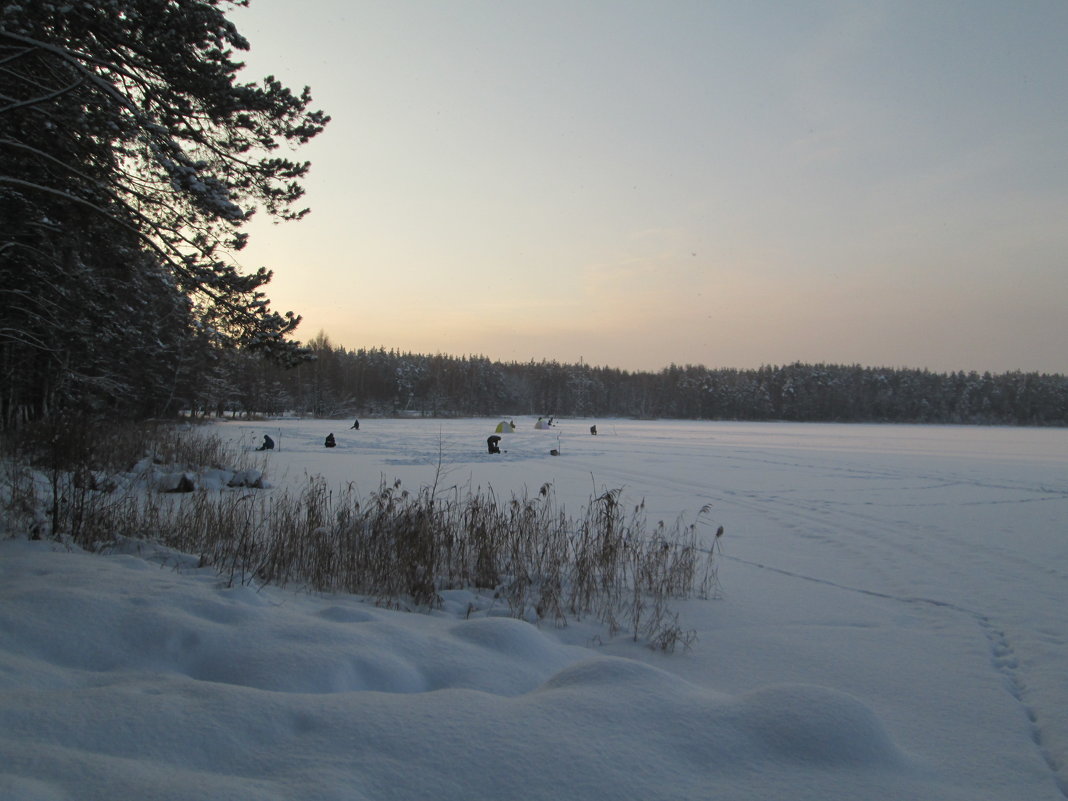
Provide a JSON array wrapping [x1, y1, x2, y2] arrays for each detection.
[[256, 434, 274, 451], [325, 433, 336, 448], [350, 419, 360, 430], [487, 435, 502, 454]]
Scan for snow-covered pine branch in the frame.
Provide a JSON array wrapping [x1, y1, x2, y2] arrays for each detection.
[[0, 1, 328, 426]]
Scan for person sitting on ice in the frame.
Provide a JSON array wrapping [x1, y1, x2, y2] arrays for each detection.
[[256, 434, 274, 451], [324, 433, 336, 448], [487, 435, 502, 454], [350, 418, 360, 430]]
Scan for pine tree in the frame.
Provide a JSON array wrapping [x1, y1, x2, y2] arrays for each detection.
[[0, 0, 328, 425]]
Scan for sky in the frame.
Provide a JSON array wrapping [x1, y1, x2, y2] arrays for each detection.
[[228, 1, 1068, 374]]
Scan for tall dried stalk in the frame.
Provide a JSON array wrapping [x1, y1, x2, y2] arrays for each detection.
[[2, 423, 722, 650]]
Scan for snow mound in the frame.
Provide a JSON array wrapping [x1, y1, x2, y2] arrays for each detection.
[[1, 472, 1049, 801], [450, 616, 565, 660], [537, 653, 690, 695], [127, 462, 269, 492], [315, 604, 375, 623], [531, 656, 905, 769], [0, 541, 585, 697], [737, 684, 906, 766]]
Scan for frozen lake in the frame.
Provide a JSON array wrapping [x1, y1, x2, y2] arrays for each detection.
[[4, 417, 1066, 799], [226, 416, 1068, 788], [229, 418, 1067, 604]]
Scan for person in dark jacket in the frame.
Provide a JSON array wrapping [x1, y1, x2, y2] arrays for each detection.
[[487, 435, 501, 454], [256, 434, 274, 451], [350, 419, 360, 430], [325, 433, 336, 448]]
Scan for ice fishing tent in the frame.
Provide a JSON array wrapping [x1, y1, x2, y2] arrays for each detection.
[[534, 419, 551, 430], [494, 421, 513, 433]]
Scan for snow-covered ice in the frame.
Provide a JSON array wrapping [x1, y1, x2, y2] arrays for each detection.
[[2, 418, 1066, 800]]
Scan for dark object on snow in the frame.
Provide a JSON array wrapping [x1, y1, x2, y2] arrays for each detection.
[[325, 433, 336, 448], [256, 434, 275, 451], [350, 419, 360, 430], [550, 449, 560, 456], [162, 472, 196, 493], [590, 425, 597, 435], [487, 435, 502, 454]]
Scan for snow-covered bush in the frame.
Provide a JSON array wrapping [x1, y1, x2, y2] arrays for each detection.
[[0, 419, 263, 543]]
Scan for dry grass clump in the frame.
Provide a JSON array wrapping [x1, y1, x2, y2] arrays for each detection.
[[177, 479, 721, 650], [2, 423, 722, 650]]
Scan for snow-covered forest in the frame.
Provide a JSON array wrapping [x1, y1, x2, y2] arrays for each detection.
[[196, 338, 1068, 426]]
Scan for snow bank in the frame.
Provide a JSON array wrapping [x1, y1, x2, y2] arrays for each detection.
[[0, 539, 935, 801]]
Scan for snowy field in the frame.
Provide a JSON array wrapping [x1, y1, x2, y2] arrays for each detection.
[[2, 417, 1067, 800]]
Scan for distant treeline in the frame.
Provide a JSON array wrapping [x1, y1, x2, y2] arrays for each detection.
[[196, 335, 1068, 426]]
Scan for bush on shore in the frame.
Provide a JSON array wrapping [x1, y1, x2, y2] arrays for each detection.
[[1, 421, 722, 651]]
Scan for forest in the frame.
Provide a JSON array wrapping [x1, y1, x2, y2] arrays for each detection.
[[194, 336, 1068, 427]]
